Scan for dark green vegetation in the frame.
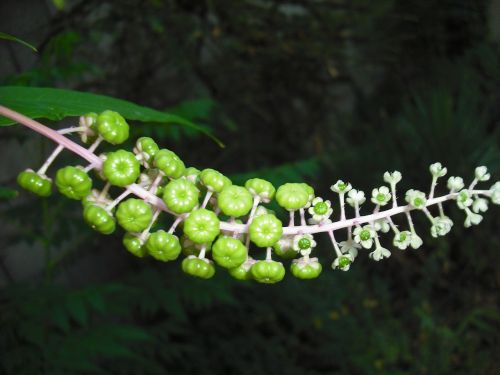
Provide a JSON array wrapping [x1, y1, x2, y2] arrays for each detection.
[[0, 1, 499, 374]]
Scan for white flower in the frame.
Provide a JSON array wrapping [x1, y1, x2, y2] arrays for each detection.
[[330, 180, 352, 194], [292, 234, 317, 256], [464, 210, 483, 228], [410, 233, 423, 249], [430, 217, 452, 238], [339, 239, 361, 259], [490, 182, 500, 205], [346, 189, 366, 207], [371, 186, 391, 206], [332, 253, 354, 271], [393, 230, 412, 250], [369, 245, 391, 261], [353, 225, 375, 249], [447, 176, 464, 192], [405, 189, 427, 209], [472, 198, 488, 213], [308, 197, 333, 223], [429, 162, 447, 178], [456, 189, 473, 209], [475, 166, 490, 182], [373, 218, 390, 233], [383, 171, 402, 184]]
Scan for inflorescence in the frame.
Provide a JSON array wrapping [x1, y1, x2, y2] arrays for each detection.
[[1, 105, 498, 283]]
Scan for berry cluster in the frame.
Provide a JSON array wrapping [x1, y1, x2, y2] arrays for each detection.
[[3, 105, 499, 283]]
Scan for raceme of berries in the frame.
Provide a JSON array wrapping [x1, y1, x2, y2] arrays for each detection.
[[2, 104, 498, 284]]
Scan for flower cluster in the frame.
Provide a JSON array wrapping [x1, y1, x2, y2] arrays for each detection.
[[4, 105, 499, 284]]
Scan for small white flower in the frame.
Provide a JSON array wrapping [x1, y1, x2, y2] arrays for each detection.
[[430, 217, 452, 238], [330, 180, 352, 194], [369, 245, 391, 261], [353, 225, 375, 249], [339, 239, 361, 259], [475, 166, 490, 182], [464, 210, 483, 228], [371, 186, 391, 206], [346, 189, 366, 207], [292, 234, 317, 256], [410, 233, 423, 249], [489, 182, 500, 205], [472, 198, 488, 213], [383, 171, 402, 184], [447, 176, 464, 192], [393, 230, 412, 250], [405, 189, 427, 209], [456, 189, 473, 209], [308, 197, 333, 223], [373, 218, 390, 233], [332, 253, 354, 271], [429, 162, 447, 178]]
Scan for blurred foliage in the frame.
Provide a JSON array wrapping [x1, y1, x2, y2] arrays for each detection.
[[1, 0, 499, 374]]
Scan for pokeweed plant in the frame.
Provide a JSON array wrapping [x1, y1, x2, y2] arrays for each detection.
[[1, 104, 498, 284]]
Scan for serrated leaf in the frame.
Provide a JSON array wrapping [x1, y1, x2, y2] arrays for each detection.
[[0, 86, 224, 147], [0, 32, 37, 52]]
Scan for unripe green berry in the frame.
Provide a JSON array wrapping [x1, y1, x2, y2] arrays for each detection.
[[103, 150, 140, 187], [183, 208, 220, 244], [83, 204, 115, 234], [273, 236, 299, 259], [212, 236, 248, 269], [116, 198, 153, 232], [182, 256, 215, 279], [96, 110, 129, 145], [290, 258, 322, 279], [17, 169, 52, 197], [123, 233, 147, 257], [251, 260, 285, 284], [163, 179, 199, 214], [276, 183, 310, 210], [200, 168, 231, 193], [135, 137, 159, 161], [183, 167, 201, 184], [217, 185, 253, 217], [228, 257, 255, 281], [245, 178, 275, 202], [146, 230, 181, 261], [55, 166, 92, 200], [249, 214, 283, 247], [154, 149, 185, 179], [180, 235, 212, 256]]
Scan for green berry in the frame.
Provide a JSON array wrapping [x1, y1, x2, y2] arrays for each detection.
[[228, 258, 255, 281], [146, 230, 181, 261], [276, 183, 310, 210], [273, 237, 299, 259], [290, 258, 322, 279], [116, 198, 153, 232], [163, 179, 199, 214], [251, 260, 285, 284], [154, 149, 185, 179], [103, 150, 140, 187], [183, 208, 220, 244], [83, 204, 115, 234], [17, 169, 52, 197], [183, 167, 201, 184], [135, 137, 159, 161], [181, 235, 212, 256], [338, 256, 351, 269], [200, 168, 231, 193], [212, 236, 248, 269], [217, 185, 253, 217], [55, 166, 92, 200], [96, 110, 129, 145], [249, 214, 283, 247], [123, 233, 147, 257], [245, 178, 275, 202], [182, 256, 215, 279]]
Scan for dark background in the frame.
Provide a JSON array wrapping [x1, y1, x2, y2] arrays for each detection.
[[1, 0, 499, 374]]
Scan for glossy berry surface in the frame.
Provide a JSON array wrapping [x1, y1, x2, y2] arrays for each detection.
[[212, 236, 248, 269], [273, 237, 299, 259], [96, 110, 129, 145], [180, 235, 212, 256], [217, 185, 253, 217], [123, 233, 147, 257], [249, 214, 283, 247], [83, 204, 116, 234], [55, 166, 92, 200], [182, 256, 215, 279], [163, 179, 199, 214], [103, 150, 140, 187], [199, 168, 231, 193], [154, 149, 185, 179], [251, 260, 286, 284], [245, 178, 275, 202], [135, 137, 159, 161], [183, 208, 220, 244], [290, 258, 322, 279], [276, 183, 310, 210], [116, 198, 153, 232], [17, 170, 52, 197], [146, 230, 181, 261]]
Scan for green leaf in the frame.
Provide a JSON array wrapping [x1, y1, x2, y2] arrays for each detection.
[[0, 86, 224, 147], [0, 186, 18, 199], [0, 32, 38, 52]]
